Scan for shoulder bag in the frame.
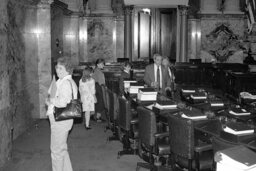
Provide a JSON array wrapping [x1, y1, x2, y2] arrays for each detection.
[[54, 80, 82, 121]]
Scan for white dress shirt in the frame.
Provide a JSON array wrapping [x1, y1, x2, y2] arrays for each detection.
[[154, 64, 162, 88]]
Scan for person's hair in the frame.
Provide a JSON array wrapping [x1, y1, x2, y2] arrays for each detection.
[[153, 53, 162, 60], [123, 61, 132, 70], [57, 57, 74, 74], [95, 58, 105, 67], [81, 67, 93, 82], [162, 56, 170, 62]]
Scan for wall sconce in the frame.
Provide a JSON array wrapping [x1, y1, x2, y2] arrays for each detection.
[[33, 28, 43, 38], [141, 8, 151, 15], [56, 38, 59, 47]]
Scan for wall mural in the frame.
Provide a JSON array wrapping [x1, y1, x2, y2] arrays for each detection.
[[202, 23, 244, 62], [87, 18, 114, 62]]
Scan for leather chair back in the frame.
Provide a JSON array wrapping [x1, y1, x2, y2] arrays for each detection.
[[137, 106, 157, 148], [118, 97, 132, 131], [168, 115, 194, 159], [107, 89, 115, 121], [101, 85, 107, 111], [113, 92, 119, 120]]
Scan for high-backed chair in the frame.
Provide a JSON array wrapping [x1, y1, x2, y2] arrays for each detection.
[[104, 86, 110, 132], [117, 96, 139, 158], [167, 115, 213, 171], [106, 89, 119, 141], [136, 106, 170, 171], [101, 84, 108, 114]]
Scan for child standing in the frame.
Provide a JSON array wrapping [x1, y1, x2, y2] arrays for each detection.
[[79, 67, 97, 130]]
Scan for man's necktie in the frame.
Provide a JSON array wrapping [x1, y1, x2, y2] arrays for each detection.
[[157, 66, 160, 90]]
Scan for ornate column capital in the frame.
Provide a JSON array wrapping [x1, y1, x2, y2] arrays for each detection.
[[178, 5, 188, 16], [124, 5, 134, 15], [38, 0, 53, 8]]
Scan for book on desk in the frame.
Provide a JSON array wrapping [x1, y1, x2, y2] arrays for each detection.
[[128, 82, 144, 94], [137, 88, 157, 101], [223, 122, 254, 135], [210, 100, 224, 107], [181, 89, 196, 93], [229, 108, 251, 116], [154, 100, 177, 109], [217, 145, 256, 171], [190, 93, 207, 100], [181, 108, 207, 120]]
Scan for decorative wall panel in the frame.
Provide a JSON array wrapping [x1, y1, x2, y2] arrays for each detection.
[[87, 17, 114, 62]]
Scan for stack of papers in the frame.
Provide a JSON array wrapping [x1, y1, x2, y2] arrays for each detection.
[[223, 122, 254, 135], [154, 101, 177, 109], [137, 88, 157, 101], [217, 146, 256, 171], [190, 93, 207, 100], [210, 100, 224, 107], [128, 83, 144, 94], [229, 108, 251, 116]]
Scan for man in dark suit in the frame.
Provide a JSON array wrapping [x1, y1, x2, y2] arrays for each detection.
[[119, 61, 132, 96], [143, 54, 172, 95]]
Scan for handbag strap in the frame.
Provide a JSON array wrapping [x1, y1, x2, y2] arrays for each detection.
[[67, 79, 75, 99]]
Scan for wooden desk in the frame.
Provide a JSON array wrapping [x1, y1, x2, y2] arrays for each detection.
[[195, 120, 256, 150], [225, 71, 256, 98]]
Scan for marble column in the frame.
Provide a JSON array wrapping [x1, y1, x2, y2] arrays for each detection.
[[63, 14, 79, 65], [188, 19, 201, 60], [37, 1, 52, 118], [23, 0, 52, 119], [91, 0, 113, 14], [79, 17, 88, 62], [179, 6, 188, 62], [124, 6, 133, 61], [116, 17, 125, 59]]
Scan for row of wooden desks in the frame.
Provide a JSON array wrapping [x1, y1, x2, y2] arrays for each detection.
[[127, 89, 256, 151]]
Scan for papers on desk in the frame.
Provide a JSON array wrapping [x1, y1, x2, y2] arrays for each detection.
[[181, 109, 207, 120], [223, 122, 254, 135], [137, 88, 157, 101], [181, 114, 207, 120], [229, 108, 251, 116], [210, 100, 224, 107], [181, 89, 196, 93], [190, 93, 207, 100], [216, 146, 256, 171], [154, 101, 177, 110], [128, 83, 144, 94]]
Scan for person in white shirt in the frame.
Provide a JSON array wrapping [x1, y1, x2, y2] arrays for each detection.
[[46, 57, 77, 171], [143, 54, 172, 95]]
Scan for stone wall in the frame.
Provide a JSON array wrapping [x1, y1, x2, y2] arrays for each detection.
[[0, 0, 51, 167], [52, 0, 124, 63]]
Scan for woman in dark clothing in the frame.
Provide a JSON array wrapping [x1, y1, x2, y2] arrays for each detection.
[[92, 58, 105, 122]]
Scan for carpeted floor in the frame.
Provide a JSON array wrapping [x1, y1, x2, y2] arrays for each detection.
[[1, 119, 144, 171]]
